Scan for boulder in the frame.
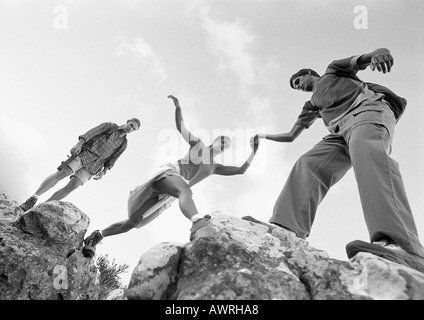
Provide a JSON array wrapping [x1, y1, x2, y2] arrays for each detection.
[[0, 193, 100, 300], [126, 212, 424, 300]]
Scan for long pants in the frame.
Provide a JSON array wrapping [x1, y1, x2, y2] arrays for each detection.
[[270, 101, 424, 257]]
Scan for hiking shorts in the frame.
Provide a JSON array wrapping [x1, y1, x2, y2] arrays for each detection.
[[58, 156, 93, 185]]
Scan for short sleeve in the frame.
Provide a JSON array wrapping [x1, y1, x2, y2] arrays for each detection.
[[294, 101, 320, 129], [325, 55, 366, 77]]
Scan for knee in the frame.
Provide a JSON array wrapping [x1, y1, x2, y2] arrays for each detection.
[[295, 153, 315, 171], [126, 219, 138, 230], [350, 137, 384, 157], [67, 178, 82, 190], [178, 187, 193, 198], [56, 167, 72, 180]]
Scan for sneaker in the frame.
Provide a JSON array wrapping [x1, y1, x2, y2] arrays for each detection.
[[19, 196, 38, 212], [82, 230, 104, 258], [189, 215, 211, 240], [346, 239, 424, 274]]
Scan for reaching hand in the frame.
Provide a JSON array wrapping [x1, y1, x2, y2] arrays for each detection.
[[250, 135, 260, 152], [168, 95, 180, 108], [370, 48, 393, 73]]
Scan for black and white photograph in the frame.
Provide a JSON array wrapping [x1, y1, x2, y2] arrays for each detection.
[[1, 0, 423, 305]]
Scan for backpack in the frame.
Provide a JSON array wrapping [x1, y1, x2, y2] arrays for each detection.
[[328, 69, 407, 122], [363, 82, 407, 121]]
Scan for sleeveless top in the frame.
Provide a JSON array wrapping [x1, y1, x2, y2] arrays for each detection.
[[177, 141, 221, 187]]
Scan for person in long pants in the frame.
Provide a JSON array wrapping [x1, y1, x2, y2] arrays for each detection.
[[244, 48, 424, 273]]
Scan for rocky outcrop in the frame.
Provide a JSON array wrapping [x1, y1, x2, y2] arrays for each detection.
[[3, 191, 423, 300], [0, 193, 100, 300], [125, 212, 424, 300]]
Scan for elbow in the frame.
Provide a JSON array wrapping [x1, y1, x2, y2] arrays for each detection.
[[286, 135, 295, 143], [239, 165, 249, 175]]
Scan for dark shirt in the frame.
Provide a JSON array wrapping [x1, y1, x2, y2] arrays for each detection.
[[295, 55, 370, 129]]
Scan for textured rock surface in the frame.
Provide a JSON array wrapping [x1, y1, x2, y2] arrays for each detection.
[[0, 193, 99, 300], [125, 242, 184, 300], [0, 193, 23, 225], [127, 212, 424, 300], [106, 288, 125, 300], [17, 200, 89, 257]]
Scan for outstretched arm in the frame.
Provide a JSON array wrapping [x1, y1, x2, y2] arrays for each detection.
[[168, 95, 201, 147], [357, 48, 394, 73], [255, 123, 305, 143], [214, 136, 259, 176]]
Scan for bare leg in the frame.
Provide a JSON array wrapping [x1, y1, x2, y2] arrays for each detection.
[[99, 176, 198, 238], [47, 176, 82, 201], [34, 167, 73, 196], [153, 175, 199, 220], [101, 197, 159, 237]]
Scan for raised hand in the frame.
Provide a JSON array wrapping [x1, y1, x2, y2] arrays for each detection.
[[250, 134, 260, 153], [168, 95, 180, 108], [370, 48, 393, 73]]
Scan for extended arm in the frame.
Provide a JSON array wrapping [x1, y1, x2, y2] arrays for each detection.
[[357, 48, 394, 73], [168, 95, 201, 147], [214, 136, 259, 176], [256, 123, 306, 143]]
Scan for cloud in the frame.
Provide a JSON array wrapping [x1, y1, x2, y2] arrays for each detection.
[[115, 36, 168, 81], [196, 6, 281, 129], [0, 113, 46, 201], [199, 8, 255, 89]]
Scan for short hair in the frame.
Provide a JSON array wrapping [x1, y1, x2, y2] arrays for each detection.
[[290, 69, 320, 89], [127, 118, 141, 129]]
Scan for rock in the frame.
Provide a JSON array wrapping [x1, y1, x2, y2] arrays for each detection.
[[126, 212, 424, 300], [125, 242, 184, 300], [17, 201, 89, 256], [0, 193, 23, 225], [0, 193, 100, 300], [106, 288, 125, 300]]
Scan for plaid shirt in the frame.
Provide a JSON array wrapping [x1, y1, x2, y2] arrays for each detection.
[[78, 122, 128, 174]]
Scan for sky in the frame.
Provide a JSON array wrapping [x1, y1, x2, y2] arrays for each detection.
[[1, 0, 423, 286]]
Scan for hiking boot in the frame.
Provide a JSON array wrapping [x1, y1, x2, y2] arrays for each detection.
[[19, 196, 38, 212], [346, 239, 424, 274], [190, 215, 211, 241], [372, 239, 408, 253], [82, 230, 104, 258]]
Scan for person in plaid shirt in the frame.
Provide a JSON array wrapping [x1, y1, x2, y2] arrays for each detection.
[[19, 118, 141, 212]]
